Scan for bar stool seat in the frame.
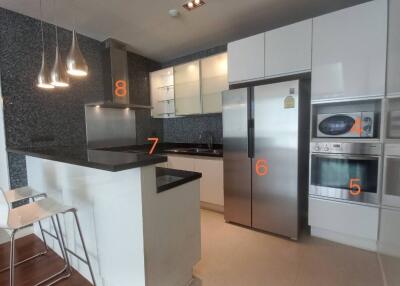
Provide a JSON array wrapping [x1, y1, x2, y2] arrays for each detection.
[[5, 198, 73, 230], [3, 186, 45, 205]]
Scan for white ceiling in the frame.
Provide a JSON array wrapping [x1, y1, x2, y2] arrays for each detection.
[[0, 0, 369, 62]]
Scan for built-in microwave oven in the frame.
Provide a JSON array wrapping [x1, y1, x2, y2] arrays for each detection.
[[310, 142, 382, 205], [317, 112, 375, 138]]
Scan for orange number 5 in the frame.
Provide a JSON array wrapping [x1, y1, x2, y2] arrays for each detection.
[[256, 159, 269, 176], [115, 80, 127, 97], [349, 178, 362, 196]]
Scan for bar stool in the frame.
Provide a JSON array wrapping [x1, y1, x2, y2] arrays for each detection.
[[0, 188, 97, 286], [0, 187, 50, 269]]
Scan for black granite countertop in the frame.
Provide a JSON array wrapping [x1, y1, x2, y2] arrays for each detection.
[[7, 146, 167, 172], [99, 142, 223, 158], [156, 167, 202, 193]]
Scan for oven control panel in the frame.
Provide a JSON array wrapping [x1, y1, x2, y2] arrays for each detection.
[[310, 142, 382, 155]]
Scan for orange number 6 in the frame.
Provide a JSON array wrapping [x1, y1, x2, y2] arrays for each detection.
[[256, 159, 269, 176], [115, 80, 127, 97], [349, 178, 361, 196]]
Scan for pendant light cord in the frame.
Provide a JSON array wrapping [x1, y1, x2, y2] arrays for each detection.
[[53, 0, 59, 47], [39, 0, 45, 54]]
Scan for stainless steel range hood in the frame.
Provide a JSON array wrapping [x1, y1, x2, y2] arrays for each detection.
[[86, 38, 152, 110]]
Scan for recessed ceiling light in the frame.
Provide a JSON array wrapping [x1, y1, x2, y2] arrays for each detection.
[[168, 9, 179, 17], [183, 0, 205, 11]]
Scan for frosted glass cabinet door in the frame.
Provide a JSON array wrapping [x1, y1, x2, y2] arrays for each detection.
[[227, 33, 265, 83], [201, 53, 228, 113], [265, 19, 312, 77], [311, 0, 387, 101], [387, 0, 400, 97], [174, 61, 202, 115]]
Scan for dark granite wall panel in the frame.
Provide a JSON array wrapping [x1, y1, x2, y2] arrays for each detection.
[[163, 114, 222, 144], [127, 53, 163, 145], [0, 8, 105, 188], [161, 45, 226, 144]]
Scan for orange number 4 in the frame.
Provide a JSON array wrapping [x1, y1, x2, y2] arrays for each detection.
[[115, 80, 127, 97], [147, 137, 159, 155], [349, 178, 362, 196], [255, 159, 269, 176], [351, 117, 362, 136]]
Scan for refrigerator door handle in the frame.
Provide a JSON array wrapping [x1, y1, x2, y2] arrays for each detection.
[[248, 118, 254, 158]]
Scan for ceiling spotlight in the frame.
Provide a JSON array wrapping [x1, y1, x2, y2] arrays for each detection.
[[183, 0, 205, 11]]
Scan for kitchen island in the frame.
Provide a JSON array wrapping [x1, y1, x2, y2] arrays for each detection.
[[7, 146, 202, 286]]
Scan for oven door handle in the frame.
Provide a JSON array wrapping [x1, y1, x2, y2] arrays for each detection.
[[311, 154, 380, 160]]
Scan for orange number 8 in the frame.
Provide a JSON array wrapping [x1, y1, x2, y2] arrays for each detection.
[[256, 159, 269, 176], [115, 80, 127, 97]]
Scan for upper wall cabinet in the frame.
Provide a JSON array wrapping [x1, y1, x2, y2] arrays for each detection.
[[174, 60, 202, 116], [386, 0, 400, 98], [150, 67, 175, 118], [311, 0, 387, 101], [265, 19, 312, 77], [201, 53, 229, 113], [228, 33, 265, 83]]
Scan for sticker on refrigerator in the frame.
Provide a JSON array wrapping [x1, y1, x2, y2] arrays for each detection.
[[284, 95, 295, 109]]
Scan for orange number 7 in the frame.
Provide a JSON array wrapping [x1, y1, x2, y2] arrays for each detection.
[[349, 178, 361, 196], [147, 137, 159, 155]]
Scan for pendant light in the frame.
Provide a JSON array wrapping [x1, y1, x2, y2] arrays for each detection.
[[37, 0, 54, 89], [66, 0, 88, 77], [50, 0, 69, 87], [66, 29, 88, 77]]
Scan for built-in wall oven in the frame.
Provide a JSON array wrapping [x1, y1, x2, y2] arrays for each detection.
[[310, 142, 382, 205]]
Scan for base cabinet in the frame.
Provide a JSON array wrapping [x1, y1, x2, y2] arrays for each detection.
[[309, 197, 379, 251], [167, 155, 224, 208]]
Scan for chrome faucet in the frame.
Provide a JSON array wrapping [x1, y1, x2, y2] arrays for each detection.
[[199, 131, 214, 150]]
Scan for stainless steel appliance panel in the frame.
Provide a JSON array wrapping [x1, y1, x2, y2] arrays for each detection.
[[85, 106, 136, 148], [382, 144, 400, 208], [252, 80, 299, 239], [223, 88, 252, 226]]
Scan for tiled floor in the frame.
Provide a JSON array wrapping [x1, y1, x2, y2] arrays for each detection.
[[193, 209, 383, 286]]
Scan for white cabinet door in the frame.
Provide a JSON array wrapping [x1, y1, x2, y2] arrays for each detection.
[[265, 19, 312, 78], [228, 33, 265, 83], [194, 158, 224, 206], [309, 197, 379, 241], [174, 61, 202, 115], [387, 0, 400, 97], [167, 155, 194, 171], [150, 67, 175, 118], [312, 0, 387, 101], [201, 53, 228, 113]]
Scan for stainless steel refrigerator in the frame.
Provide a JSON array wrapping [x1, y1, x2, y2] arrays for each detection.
[[223, 79, 310, 240]]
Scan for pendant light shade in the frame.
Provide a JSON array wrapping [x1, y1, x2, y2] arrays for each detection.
[[50, 45, 69, 87], [37, 52, 54, 89], [37, 0, 54, 89], [66, 30, 88, 77]]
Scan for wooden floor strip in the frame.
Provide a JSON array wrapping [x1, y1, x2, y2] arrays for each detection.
[[0, 234, 91, 285]]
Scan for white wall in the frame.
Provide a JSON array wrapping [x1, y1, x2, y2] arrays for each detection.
[[0, 75, 10, 191], [0, 75, 10, 243]]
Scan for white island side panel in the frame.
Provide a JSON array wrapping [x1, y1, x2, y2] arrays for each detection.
[[26, 156, 147, 286]]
